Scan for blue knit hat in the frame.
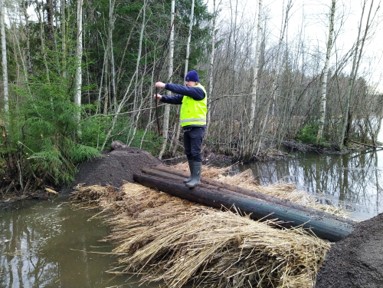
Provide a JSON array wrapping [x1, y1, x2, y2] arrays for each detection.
[[185, 70, 199, 82]]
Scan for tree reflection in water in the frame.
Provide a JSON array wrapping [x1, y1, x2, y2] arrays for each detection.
[[0, 200, 135, 288], [2, 151, 383, 286], [241, 150, 383, 221]]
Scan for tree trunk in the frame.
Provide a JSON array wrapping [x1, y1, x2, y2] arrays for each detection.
[[206, 0, 217, 135], [340, 0, 377, 148], [247, 0, 262, 156], [317, 0, 336, 143], [170, 0, 195, 156], [0, 0, 9, 114], [74, 0, 83, 132], [61, 0, 67, 79], [184, 0, 194, 78], [128, 0, 147, 146], [35, 2, 50, 82], [158, 0, 175, 159], [109, 0, 117, 113]]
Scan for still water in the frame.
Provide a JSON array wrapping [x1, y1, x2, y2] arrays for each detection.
[[0, 199, 151, 288], [239, 128, 383, 221], [241, 150, 383, 221], [2, 149, 383, 287]]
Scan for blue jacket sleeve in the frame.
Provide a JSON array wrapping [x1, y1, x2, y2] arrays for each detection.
[[165, 83, 205, 100], [160, 94, 183, 104]]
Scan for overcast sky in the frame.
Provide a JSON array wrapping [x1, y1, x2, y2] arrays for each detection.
[[207, 0, 383, 92]]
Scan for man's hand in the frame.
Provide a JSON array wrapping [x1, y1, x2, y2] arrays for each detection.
[[155, 81, 166, 88], [154, 93, 162, 100]]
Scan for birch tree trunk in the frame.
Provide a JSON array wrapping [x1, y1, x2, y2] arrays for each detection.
[[206, 0, 217, 134], [246, 0, 262, 156], [61, 0, 67, 79], [74, 0, 83, 130], [270, 0, 291, 117], [102, 43, 110, 114], [102, 0, 117, 115], [170, 0, 195, 156], [109, 0, 117, 112], [158, 0, 175, 159], [183, 0, 194, 75], [317, 0, 336, 143], [128, 0, 147, 146], [0, 0, 9, 115]]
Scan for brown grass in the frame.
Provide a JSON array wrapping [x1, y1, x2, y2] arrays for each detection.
[[172, 162, 347, 217], [71, 178, 331, 288]]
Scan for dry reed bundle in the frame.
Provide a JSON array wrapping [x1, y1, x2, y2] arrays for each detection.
[[217, 169, 346, 217], [71, 183, 330, 288], [174, 162, 346, 218], [70, 184, 118, 203]]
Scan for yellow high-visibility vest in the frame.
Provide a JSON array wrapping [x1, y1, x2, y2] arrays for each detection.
[[180, 84, 207, 127]]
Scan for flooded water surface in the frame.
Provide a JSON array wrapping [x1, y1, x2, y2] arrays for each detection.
[[2, 149, 383, 286], [0, 200, 147, 288], [241, 150, 383, 221]]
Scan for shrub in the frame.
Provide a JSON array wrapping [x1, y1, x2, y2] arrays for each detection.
[[296, 123, 319, 144]]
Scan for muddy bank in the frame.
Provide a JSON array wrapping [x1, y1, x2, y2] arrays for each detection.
[[72, 145, 161, 188], [315, 212, 383, 288]]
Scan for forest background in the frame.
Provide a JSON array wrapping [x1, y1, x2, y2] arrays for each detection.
[[0, 0, 382, 195]]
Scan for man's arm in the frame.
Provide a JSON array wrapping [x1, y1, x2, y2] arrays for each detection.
[[160, 94, 183, 104], [165, 83, 205, 100]]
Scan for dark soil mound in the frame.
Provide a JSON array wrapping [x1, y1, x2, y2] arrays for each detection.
[[72, 141, 161, 188], [315, 213, 383, 288]]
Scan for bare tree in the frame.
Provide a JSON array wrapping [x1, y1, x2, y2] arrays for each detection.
[[100, 3, 147, 151], [170, 0, 196, 156], [158, 0, 175, 159], [340, 0, 379, 148], [184, 0, 195, 76], [128, 0, 148, 146], [61, 0, 67, 79], [253, 0, 292, 157], [74, 0, 83, 130], [246, 0, 262, 156], [206, 0, 219, 134], [100, 0, 117, 115], [317, 0, 336, 143], [0, 0, 9, 115]]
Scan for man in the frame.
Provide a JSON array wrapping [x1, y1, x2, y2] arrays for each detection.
[[154, 70, 207, 188]]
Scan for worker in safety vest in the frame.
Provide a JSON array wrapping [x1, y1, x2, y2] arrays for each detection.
[[154, 70, 207, 188]]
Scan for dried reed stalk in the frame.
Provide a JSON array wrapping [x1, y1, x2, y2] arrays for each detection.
[[71, 182, 331, 288], [174, 162, 346, 217]]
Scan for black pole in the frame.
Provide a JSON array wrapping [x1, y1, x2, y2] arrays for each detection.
[[133, 172, 355, 242]]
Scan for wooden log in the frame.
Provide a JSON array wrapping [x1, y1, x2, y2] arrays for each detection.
[[144, 165, 357, 228], [133, 171, 355, 242], [143, 165, 337, 218]]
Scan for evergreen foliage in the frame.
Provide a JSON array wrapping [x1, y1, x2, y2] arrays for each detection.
[[0, 0, 382, 195], [0, 73, 100, 192], [297, 123, 319, 144]]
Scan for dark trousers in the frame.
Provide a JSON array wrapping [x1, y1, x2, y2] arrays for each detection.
[[183, 126, 205, 162]]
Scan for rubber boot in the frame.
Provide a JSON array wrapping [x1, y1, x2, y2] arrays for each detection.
[[183, 160, 193, 183], [185, 161, 201, 188]]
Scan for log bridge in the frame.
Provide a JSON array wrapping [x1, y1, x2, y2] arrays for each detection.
[[133, 165, 356, 242]]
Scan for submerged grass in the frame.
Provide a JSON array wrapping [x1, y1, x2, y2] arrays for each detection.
[[71, 164, 334, 288]]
